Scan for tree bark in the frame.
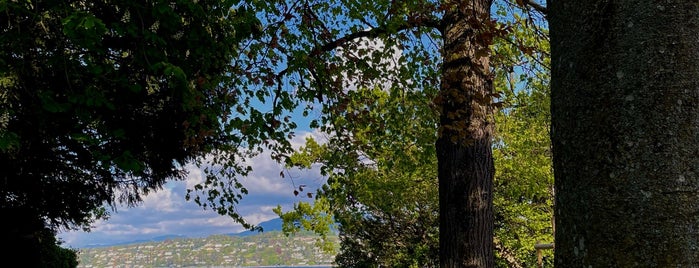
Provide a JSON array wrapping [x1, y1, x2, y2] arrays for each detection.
[[550, 1, 699, 266], [437, 1, 495, 267]]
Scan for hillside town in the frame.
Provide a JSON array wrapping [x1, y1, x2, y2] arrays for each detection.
[[77, 231, 337, 267]]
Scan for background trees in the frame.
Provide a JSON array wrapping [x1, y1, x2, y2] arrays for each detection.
[[279, 85, 441, 267], [550, 1, 699, 266], [0, 0, 267, 263]]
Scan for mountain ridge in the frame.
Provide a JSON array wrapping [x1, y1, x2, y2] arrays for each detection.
[[79, 218, 285, 248]]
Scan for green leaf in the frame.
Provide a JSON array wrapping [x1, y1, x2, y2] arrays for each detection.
[[0, 131, 19, 153]]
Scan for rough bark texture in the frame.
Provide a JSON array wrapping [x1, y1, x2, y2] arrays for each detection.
[[550, 1, 699, 266], [437, 1, 495, 267]]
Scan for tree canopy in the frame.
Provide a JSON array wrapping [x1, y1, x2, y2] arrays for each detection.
[[0, 0, 273, 261]]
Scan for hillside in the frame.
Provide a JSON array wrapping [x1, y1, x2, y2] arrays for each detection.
[[77, 231, 338, 267]]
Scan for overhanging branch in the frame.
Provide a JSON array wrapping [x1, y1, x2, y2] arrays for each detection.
[[274, 15, 441, 102], [312, 17, 442, 56]]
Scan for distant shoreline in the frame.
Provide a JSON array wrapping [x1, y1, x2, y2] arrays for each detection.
[[245, 264, 335, 268], [206, 266, 334, 268]]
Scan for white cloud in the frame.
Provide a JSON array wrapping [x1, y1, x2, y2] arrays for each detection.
[[57, 130, 327, 249], [335, 35, 404, 92], [139, 187, 179, 212], [242, 206, 280, 225], [97, 222, 163, 236], [290, 128, 326, 149], [184, 166, 205, 190]]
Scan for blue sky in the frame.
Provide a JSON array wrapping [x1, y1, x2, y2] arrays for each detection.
[[59, 129, 326, 248]]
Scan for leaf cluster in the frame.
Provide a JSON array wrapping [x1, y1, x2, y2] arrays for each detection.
[[281, 85, 440, 267]]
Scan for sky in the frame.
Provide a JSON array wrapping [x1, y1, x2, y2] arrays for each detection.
[[58, 130, 326, 249]]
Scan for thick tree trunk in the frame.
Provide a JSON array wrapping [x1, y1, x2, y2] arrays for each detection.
[[437, 1, 494, 267], [550, 1, 699, 266]]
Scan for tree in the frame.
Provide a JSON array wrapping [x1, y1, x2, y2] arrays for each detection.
[[0, 0, 269, 262], [550, 1, 699, 266], [239, 0, 547, 266], [3, 207, 79, 267], [436, 0, 496, 265], [276, 5, 551, 267]]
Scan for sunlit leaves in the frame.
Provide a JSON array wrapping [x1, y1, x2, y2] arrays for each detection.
[[490, 2, 552, 266], [274, 82, 440, 266]]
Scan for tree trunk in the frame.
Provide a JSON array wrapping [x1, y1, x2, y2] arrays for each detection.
[[550, 1, 699, 266], [437, 1, 494, 267]]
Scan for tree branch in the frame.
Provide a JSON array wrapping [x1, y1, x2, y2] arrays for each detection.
[[273, 15, 441, 104], [522, 0, 547, 14], [311, 17, 442, 57]]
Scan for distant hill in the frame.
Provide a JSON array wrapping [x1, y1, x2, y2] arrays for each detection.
[[81, 218, 285, 248], [79, 234, 191, 248], [232, 217, 338, 236], [232, 218, 284, 236], [76, 229, 338, 267]]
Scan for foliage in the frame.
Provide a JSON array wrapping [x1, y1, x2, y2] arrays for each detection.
[[274, 2, 552, 267], [492, 76, 553, 267], [237, 2, 443, 264], [280, 85, 440, 267], [39, 232, 80, 268], [491, 3, 553, 267], [4, 207, 79, 267], [0, 0, 280, 262]]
